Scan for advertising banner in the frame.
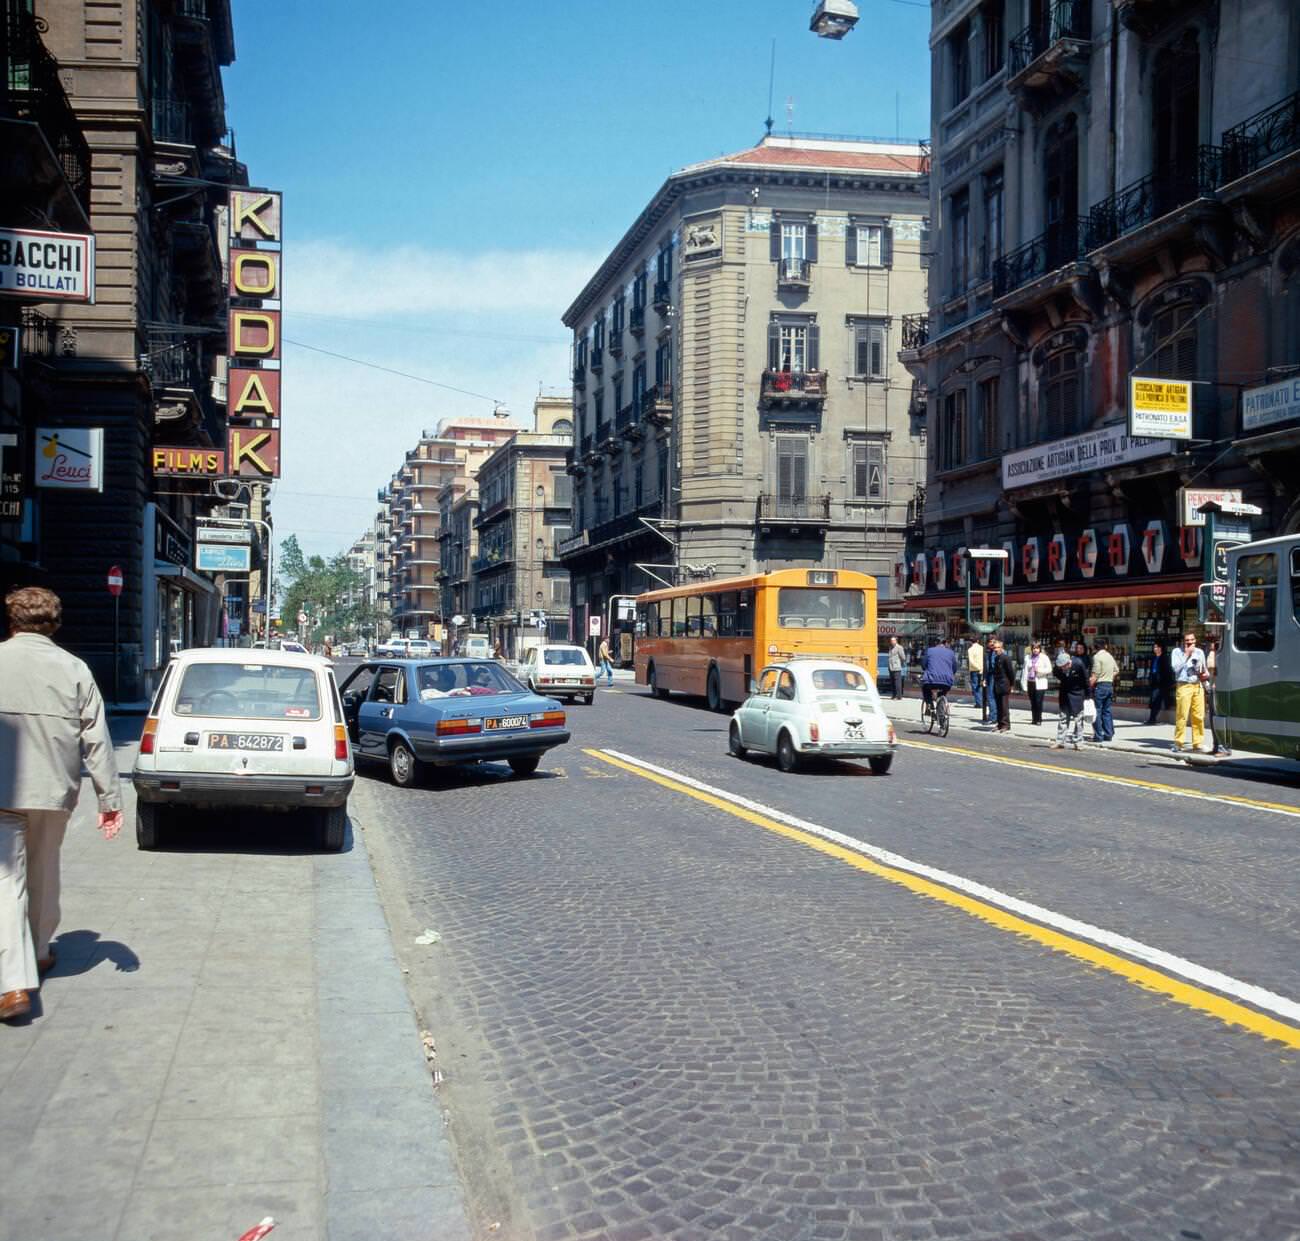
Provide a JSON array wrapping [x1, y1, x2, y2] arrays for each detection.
[[1242, 375, 1300, 433], [228, 367, 280, 421], [0, 228, 95, 302], [1002, 423, 1169, 490], [227, 427, 281, 479], [153, 447, 227, 477], [196, 543, 252, 572], [229, 248, 281, 300], [1129, 376, 1193, 439], [228, 191, 282, 244], [229, 308, 280, 361], [35, 428, 104, 490], [1178, 487, 1242, 527], [0, 431, 22, 520]]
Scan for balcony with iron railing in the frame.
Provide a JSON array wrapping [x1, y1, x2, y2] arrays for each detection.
[[900, 314, 929, 352], [629, 306, 646, 335], [1221, 90, 1300, 185], [20, 309, 58, 359], [587, 498, 664, 549], [590, 347, 604, 372], [1, 3, 92, 225], [1083, 147, 1222, 251], [992, 217, 1086, 298], [615, 402, 638, 435], [572, 362, 586, 388], [1006, 0, 1091, 96], [777, 257, 812, 290], [652, 279, 671, 311], [152, 96, 193, 145], [580, 433, 594, 457], [641, 382, 673, 425], [608, 327, 624, 356], [760, 369, 828, 405], [757, 494, 832, 525]]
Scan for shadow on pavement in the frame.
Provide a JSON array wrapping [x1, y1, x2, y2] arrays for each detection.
[[145, 807, 355, 855]]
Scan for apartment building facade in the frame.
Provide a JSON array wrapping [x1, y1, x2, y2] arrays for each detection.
[[561, 133, 930, 649], [1, 0, 259, 697], [903, 0, 1300, 702], [471, 395, 573, 656]]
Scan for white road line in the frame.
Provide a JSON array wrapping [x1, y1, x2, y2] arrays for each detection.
[[600, 747, 1300, 1026]]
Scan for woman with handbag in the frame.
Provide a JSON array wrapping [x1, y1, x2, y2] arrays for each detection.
[[1022, 641, 1051, 726]]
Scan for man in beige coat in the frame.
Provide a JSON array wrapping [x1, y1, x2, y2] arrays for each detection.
[[0, 587, 122, 1022]]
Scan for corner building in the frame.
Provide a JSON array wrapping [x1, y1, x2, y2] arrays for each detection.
[[904, 0, 1300, 703], [560, 134, 929, 644]]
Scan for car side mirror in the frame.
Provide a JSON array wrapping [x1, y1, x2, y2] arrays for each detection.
[[748, 678, 759, 695]]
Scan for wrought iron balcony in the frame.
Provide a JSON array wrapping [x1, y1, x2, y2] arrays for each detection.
[[1083, 147, 1222, 251], [144, 330, 207, 393], [777, 257, 812, 289], [20, 309, 58, 359], [992, 218, 1086, 297], [1221, 90, 1300, 184], [580, 433, 593, 456], [760, 369, 828, 405], [652, 279, 671, 310], [629, 306, 646, 334], [152, 96, 193, 145], [1, 5, 92, 222], [757, 494, 832, 524], [572, 363, 586, 388], [1007, 0, 1091, 81], [615, 402, 637, 432], [590, 347, 604, 372], [900, 314, 929, 351], [608, 328, 624, 356], [641, 382, 673, 425]]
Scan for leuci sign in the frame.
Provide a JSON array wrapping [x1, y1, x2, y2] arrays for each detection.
[[36, 428, 104, 491], [0, 228, 96, 302]]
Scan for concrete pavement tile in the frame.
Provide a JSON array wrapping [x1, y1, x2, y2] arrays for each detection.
[[136, 1114, 320, 1188], [115, 1181, 324, 1241], [74, 947, 207, 990], [312, 926, 400, 970], [186, 983, 316, 1023], [39, 1055, 171, 1128], [326, 1185, 471, 1241], [0, 1188, 132, 1241], [45, 982, 195, 1018], [158, 1061, 319, 1121], [321, 1086, 455, 1192], [313, 894, 391, 931], [174, 1014, 316, 1069], [197, 948, 314, 989], [317, 1011, 430, 1091], [0, 1029, 81, 1135], [315, 968, 412, 1014]]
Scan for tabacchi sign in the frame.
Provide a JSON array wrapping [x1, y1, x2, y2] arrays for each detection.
[[0, 228, 96, 302]]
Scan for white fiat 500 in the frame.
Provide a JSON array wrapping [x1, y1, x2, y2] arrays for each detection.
[[516, 644, 597, 704], [729, 658, 896, 774], [132, 648, 354, 851]]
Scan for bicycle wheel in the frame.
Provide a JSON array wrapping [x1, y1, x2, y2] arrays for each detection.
[[938, 695, 951, 737], [924, 700, 936, 734]]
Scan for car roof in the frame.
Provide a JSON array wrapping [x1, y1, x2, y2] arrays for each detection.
[[169, 647, 327, 671], [365, 656, 500, 666], [766, 659, 869, 675], [538, 644, 587, 653]]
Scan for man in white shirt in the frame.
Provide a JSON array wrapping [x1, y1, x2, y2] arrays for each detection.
[[1170, 630, 1208, 753], [966, 638, 985, 711]]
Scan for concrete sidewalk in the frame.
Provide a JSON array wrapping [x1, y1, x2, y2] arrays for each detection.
[[882, 690, 1300, 778], [0, 722, 470, 1241]]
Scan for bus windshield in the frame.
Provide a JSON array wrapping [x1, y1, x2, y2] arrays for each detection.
[[777, 588, 865, 630]]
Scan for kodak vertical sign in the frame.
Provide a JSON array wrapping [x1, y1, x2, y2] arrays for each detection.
[[226, 189, 283, 479]]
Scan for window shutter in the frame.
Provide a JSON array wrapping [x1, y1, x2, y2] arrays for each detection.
[[853, 444, 867, 497], [806, 221, 818, 264], [846, 224, 858, 266], [793, 448, 807, 500], [1175, 329, 1196, 379], [767, 322, 781, 370], [770, 219, 781, 263], [778, 447, 793, 500], [854, 327, 868, 377], [882, 226, 894, 267], [807, 323, 821, 370], [920, 224, 931, 269]]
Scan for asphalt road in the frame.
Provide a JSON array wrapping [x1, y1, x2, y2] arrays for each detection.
[[352, 679, 1300, 1241]]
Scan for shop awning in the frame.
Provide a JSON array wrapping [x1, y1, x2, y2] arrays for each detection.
[[902, 572, 1201, 611], [154, 563, 218, 595]]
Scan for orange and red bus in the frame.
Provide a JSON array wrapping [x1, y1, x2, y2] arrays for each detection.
[[633, 568, 877, 711]]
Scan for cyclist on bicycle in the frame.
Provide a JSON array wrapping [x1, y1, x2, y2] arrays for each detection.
[[921, 638, 957, 708]]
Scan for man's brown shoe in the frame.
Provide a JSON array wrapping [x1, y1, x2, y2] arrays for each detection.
[[0, 991, 31, 1022], [37, 952, 55, 975]]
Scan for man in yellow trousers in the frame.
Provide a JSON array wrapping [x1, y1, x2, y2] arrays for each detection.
[[1170, 630, 1208, 753]]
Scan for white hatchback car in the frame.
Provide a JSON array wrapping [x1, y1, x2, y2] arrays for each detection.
[[132, 648, 354, 851], [517, 644, 596, 704], [729, 659, 896, 774]]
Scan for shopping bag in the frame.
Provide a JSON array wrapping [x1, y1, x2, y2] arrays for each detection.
[[1082, 698, 1097, 722]]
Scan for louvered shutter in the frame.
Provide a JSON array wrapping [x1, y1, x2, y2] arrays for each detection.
[[778, 447, 793, 502], [806, 221, 818, 264], [767, 323, 782, 370], [807, 323, 821, 370], [846, 224, 858, 266], [793, 447, 808, 501], [920, 224, 931, 269], [854, 326, 868, 377], [1175, 328, 1196, 379], [853, 444, 868, 498], [770, 219, 782, 262], [882, 226, 894, 267]]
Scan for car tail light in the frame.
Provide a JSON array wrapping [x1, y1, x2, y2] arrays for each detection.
[[140, 717, 158, 755], [809, 721, 820, 743], [436, 718, 482, 736], [530, 710, 566, 729], [887, 723, 896, 744], [334, 724, 348, 761]]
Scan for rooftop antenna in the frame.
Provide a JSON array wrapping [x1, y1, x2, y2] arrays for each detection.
[[764, 38, 776, 136]]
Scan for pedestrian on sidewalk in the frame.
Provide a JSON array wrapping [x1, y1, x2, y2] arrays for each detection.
[[887, 635, 905, 700], [1170, 630, 1209, 753], [0, 587, 123, 1023], [965, 636, 985, 712], [1089, 637, 1118, 743], [1145, 640, 1174, 724], [1205, 637, 1230, 756], [597, 636, 614, 687], [1022, 642, 1051, 726], [1052, 648, 1088, 751], [990, 639, 1016, 732]]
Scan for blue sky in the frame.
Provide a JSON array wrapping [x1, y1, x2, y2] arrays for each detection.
[[224, 0, 931, 557]]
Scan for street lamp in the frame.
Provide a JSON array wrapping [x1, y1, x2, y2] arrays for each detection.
[[810, 0, 859, 39]]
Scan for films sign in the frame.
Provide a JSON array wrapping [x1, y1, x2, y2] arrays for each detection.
[[0, 228, 95, 302], [153, 447, 227, 477], [1002, 423, 1169, 490]]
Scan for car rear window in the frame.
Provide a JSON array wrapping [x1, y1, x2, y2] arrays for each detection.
[[174, 663, 323, 720], [416, 661, 523, 698], [543, 649, 587, 666]]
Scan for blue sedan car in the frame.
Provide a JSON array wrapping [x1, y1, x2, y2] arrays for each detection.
[[339, 658, 570, 787]]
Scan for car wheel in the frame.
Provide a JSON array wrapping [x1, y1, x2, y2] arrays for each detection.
[[317, 803, 346, 852], [706, 667, 723, 713], [868, 754, 893, 776], [776, 731, 799, 774], [508, 755, 540, 777], [649, 664, 669, 699], [729, 721, 747, 759], [583, 694, 594, 705], [136, 801, 163, 850], [389, 739, 422, 788]]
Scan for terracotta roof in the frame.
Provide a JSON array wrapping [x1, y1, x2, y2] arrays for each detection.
[[719, 146, 926, 174]]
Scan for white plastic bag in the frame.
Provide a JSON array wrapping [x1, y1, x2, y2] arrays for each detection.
[[1082, 698, 1097, 722]]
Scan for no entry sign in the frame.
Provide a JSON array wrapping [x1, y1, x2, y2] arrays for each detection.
[[107, 565, 123, 596]]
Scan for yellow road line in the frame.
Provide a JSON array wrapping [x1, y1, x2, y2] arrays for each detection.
[[898, 736, 1300, 819], [583, 747, 1300, 1050]]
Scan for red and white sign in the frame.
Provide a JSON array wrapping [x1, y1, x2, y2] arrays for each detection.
[[107, 565, 123, 596], [588, 615, 602, 637], [36, 427, 104, 491], [0, 227, 96, 302]]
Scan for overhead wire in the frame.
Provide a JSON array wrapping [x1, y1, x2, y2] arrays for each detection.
[[281, 338, 507, 404]]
